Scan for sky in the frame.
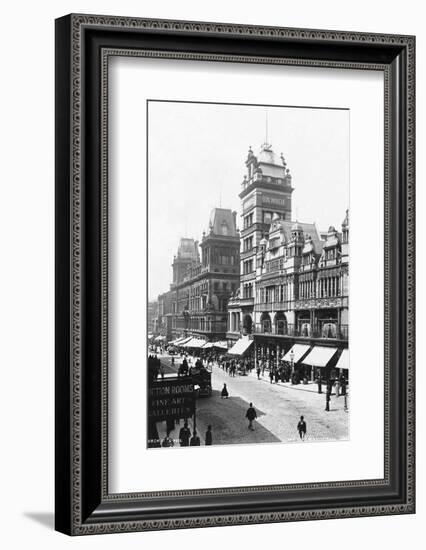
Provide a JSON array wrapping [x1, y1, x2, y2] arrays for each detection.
[[148, 101, 349, 300]]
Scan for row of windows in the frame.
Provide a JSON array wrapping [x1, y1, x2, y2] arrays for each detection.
[[244, 210, 287, 230], [243, 283, 254, 299], [256, 277, 342, 302], [243, 259, 254, 274], [243, 236, 253, 252], [243, 213, 253, 229]]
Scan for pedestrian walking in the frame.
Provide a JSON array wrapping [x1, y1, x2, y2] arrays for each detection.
[[325, 391, 331, 411], [245, 402, 257, 430], [221, 383, 229, 399], [205, 425, 213, 445], [256, 365, 261, 380], [179, 422, 191, 447], [159, 363, 165, 380], [335, 377, 340, 397], [190, 430, 200, 446], [269, 368, 274, 384], [297, 415, 307, 440]]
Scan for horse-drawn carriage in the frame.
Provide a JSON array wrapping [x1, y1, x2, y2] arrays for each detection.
[[188, 362, 212, 397]]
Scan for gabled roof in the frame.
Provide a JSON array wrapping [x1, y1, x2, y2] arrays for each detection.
[[268, 219, 324, 254], [177, 238, 199, 260], [208, 208, 238, 237]]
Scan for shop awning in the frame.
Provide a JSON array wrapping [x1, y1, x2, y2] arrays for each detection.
[[228, 338, 253, 356], [170, 337, 191, 346], [147, 334, 153, 339], [154, 335, 165, 342], [301, 346, 338, 367], [203, 341, 228, 350], [169, 337, 185, 345], [183, 338, 206, 349], [335, 349, 349, 370], [282, 344, 311, 363]]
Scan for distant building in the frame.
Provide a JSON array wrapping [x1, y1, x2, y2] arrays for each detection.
[[147, 300, 159, 335], [156, 208, 240, 342]]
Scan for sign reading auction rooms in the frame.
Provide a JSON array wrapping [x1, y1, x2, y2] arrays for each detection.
[[148, 379, 195, 421]]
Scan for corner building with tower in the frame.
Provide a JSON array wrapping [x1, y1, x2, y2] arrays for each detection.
[[227, 141, 349, 379]]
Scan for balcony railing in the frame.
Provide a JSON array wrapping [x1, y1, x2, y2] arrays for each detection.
[[254, 323, 348, 340], [239, 297, 254, 306], [254, 301, 292, 312]]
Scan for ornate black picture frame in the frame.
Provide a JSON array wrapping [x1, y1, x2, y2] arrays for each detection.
[[55, 14, 415, 535]]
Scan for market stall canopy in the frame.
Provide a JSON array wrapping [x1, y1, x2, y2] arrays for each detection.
[[154, 335, 165, 341], [183, 338, 206, 348], [282, 344, 311, 363], [203, 341, 228, 350], [228, 338, 253, 356], [301, 346, 338, 367], [147, 334, 153, 339], [334, 349, 349, 370]]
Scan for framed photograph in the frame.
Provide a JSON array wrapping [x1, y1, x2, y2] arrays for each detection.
[[55, 14, 415, 535]]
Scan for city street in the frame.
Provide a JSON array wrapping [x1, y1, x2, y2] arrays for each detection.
[[154, 353, 349, 447]]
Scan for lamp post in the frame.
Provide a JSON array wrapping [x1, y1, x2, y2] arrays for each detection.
[[290, 349, 295, 384]]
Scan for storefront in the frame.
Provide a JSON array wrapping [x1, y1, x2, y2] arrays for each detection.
[[299, 346, 339, 381]]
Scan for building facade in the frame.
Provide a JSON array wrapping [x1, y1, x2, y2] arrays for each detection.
[[156, 208, 240, 343], [227, 141, 349, 373]]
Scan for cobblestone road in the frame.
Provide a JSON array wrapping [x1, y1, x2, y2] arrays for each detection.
[[155, 354, 349, 447]]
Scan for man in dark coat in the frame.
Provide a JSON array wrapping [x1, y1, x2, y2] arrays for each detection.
[[325, 391, 331, 411], [205, 425, 213, 445], [297, 415, 307, 440], [221, 383, 229, 399], [179, 422, 191, 447], [189, 430, 200, 446], [245, 402, 257, 430]]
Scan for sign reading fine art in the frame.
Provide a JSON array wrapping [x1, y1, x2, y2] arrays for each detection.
[[148, 379, 195, 421]]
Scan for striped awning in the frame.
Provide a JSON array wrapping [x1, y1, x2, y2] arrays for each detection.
[[203, 341, 228, 350], [301, 346, 338, 367], [183, 338, 207, 349], [173, 337, 191, 346], [335, 349, 349, 370], [282, 344, 311, 363], [228, 338, 253, 356]]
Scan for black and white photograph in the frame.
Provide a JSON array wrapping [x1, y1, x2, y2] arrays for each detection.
[[147, 101, 350, 449]]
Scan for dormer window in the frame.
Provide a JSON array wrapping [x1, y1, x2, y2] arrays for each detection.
[[221, 222, 229, 236]]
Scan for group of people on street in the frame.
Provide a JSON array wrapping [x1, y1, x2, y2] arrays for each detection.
[[216, 357, 254, 376], [161, 423, 213, 447], [148, 354, 165, 381]]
